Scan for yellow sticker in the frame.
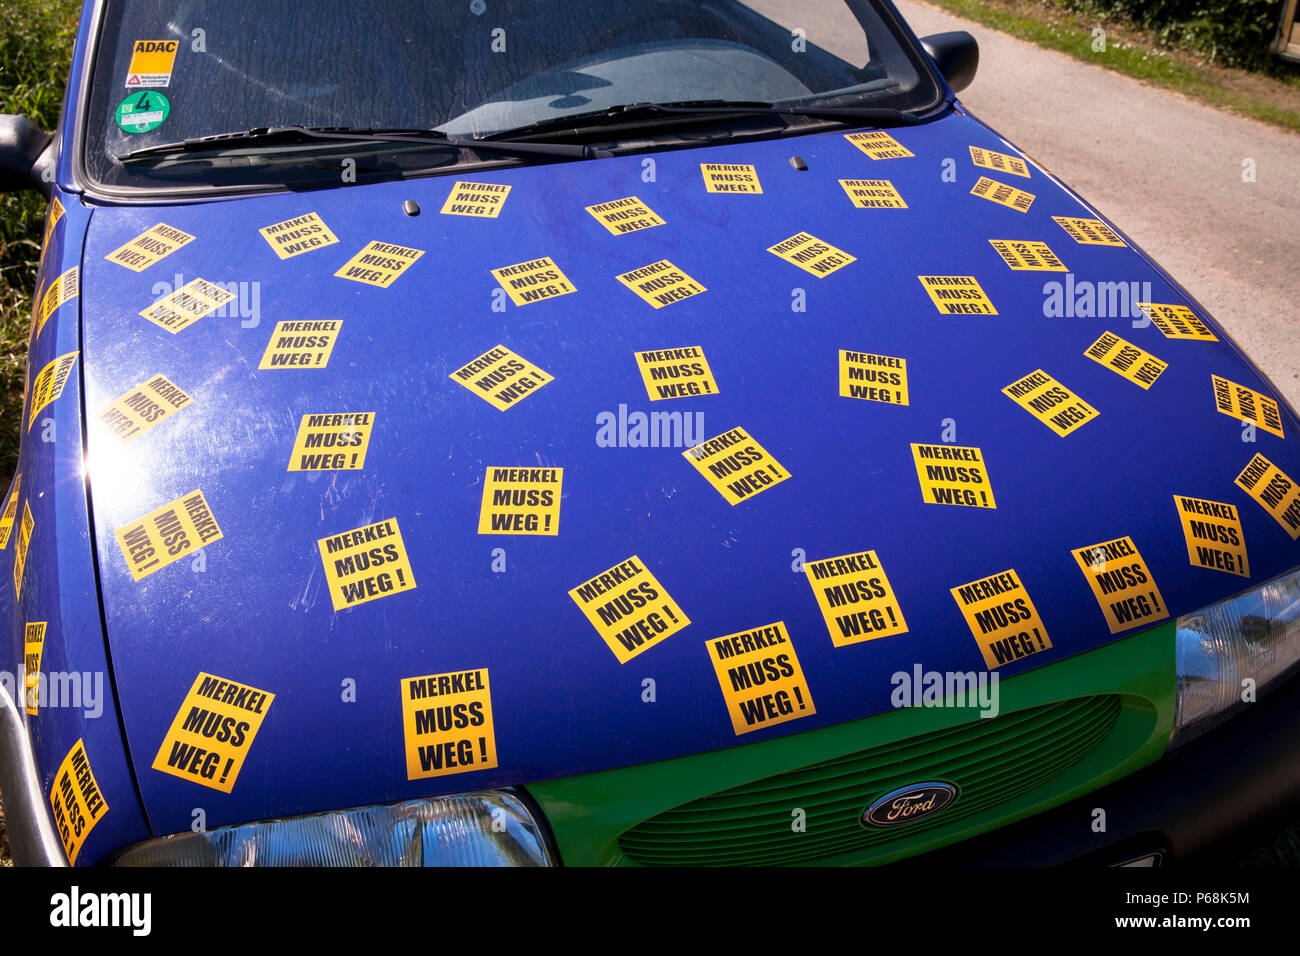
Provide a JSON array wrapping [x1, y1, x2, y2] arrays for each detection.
[[767, 232, 856, 278], [37, 267, 79, 337], [401, 668, 498, 780], [917, 275, 997, 315], [477, 466, 563, 535], [491, 255, 576, 306], [335, 241, 424, 288], [257, 212, 340, 259], [13, 502, 32, 599], [27, 351, 79, 430], [1084, 331, 1167, 389], [804, 550, 909, 646], [635, 346, 718, 401], [1053, 216, 1126, 247], [115, 490, 223, 582], [23, 622, 46, 716], [838, 178, 907, 208], [839, 350, 908, 405], [439, 181, 512, 218], [569, 556, 690, 663], [151, 673, 275, 793], [95, 374, 192, 443], [1002, 369, 1099, 437], [287, 412, 375, 471], [1235, 454, 1300, 540], [844, 131, 914, 159], [970, 176, 1035, 212], [449, 344, 553, 411], [139, 278, 234, 333], [1138, 302, 1218, 342], [969, 145, 1030, 178], [105, 223, 194, 272], [988, 239, 1066, 271], [258, 320, 341, 369], [616, 259, 707, 308], [585, 195, 665, 234], [682, 426, 790, 505], [0, 474, 21, 550], [700, 163, 763, 193], [318, 517, 416, 611], [42, 196, 65, 249], [950, 569, 1052, 669], [706, 622, 816, 735], [1174, 496, 1249, 578], [125, 38, 179, 87], [1212, 375, 1284, 438], [49, 740, 108, 865], [1071, 536, 1169, 633], [911, 443, 996, 509]]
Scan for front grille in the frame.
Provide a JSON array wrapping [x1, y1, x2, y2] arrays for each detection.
[[619, 694, 1122, 866]]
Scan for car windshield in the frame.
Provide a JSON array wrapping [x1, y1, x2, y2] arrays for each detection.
[[82, 0, 942, 195]]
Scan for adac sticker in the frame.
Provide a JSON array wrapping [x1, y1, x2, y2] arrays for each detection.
[[988, 239, 1066, 271], [911, 443, 996, 509], [116, 490, 223, 582], [970, 176, 1035, 212], [616, 260, 707, 308], [585, 195, 665, 234], [440, 181, 512, 218], [140, 278, 234, 333], [917, 275, 997, 315], [0, 474, 20, 549], [13, 501, 32, 599], [27, 351, 79, 430], [259, 320, 341, 369], [700, 163, 762, 193], [450, 344, 553, 410], [318, 518, 417, 611], [1138, 302, 1218, 341], [1174, 495, 1249, 578], [287, 412, 375, 471], [767, 232, 856, 278], [125, 39, 178, 87], [950, 569, 1052, 669], [37, 267, 78, 337], [105, 223, 194, 271], [492, 256, 576, 306], [804, 550, 908, 646], [569, 556, 690, 663], [401, 669, 498, 780], [844, 131, 913, 159], [478, 466, 563, 535], [115, 91, 170, 133], [95, 374, 192, 443], [1071, 536, 1169, 633], [635, 347, 718, 401], [839, 179, 906, 208], [1235, 454, 1300, 540], [969, 145, 1030, 178], [23, 622, 46, 716], [1085, 332, 1167, 389], [258, 212, 340, 259], [1053, 216, 1126, 246], [151, 673, 275, 793], [839, 350, 908, 405], [683, 426, 790, 505], [335, 241, 424, 287], [1002, 369, 1098, 437], [707, 622, 816, 735], [1212, 374, 1283, 438], [49, 740, 108, 865]]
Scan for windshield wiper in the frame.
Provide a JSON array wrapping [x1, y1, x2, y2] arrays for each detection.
[[116, 125, 608, 164]]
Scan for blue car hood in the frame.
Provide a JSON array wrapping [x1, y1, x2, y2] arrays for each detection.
[[79, 109, 1300, 833]]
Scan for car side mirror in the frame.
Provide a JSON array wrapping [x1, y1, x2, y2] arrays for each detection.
[[0, 115, 56, 196], [919, 31, 979, 94]]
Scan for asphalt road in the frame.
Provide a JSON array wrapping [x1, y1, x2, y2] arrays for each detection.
[[761, 0, 1300, 409]]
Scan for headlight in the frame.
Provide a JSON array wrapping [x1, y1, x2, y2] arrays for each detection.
[[1170, 565, 1300, 749], [109, 791, 556, 866]]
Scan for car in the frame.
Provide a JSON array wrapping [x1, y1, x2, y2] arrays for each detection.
[[0, 0, 1298, 869]]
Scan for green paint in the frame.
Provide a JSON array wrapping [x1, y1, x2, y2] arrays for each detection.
[[115, 91, 170, 134]]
